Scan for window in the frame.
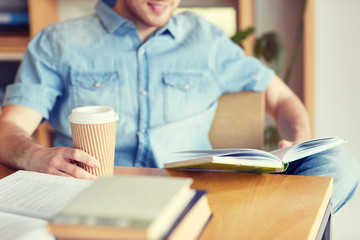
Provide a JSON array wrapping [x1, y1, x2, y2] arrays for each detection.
[[177, 0, 237, 37]]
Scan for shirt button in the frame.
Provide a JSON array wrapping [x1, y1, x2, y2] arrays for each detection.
[[139, 49, 145, 55], [93, 82, 100, 87], [184, 83, 190, 89], [140, 129, 146, 133], [141, 90, 147, 95]]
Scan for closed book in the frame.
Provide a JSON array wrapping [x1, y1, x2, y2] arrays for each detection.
[[48, 175, 195, 240], [165, 190, 212, 240]]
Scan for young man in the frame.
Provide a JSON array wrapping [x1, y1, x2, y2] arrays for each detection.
[[0, 0, 358, 213]]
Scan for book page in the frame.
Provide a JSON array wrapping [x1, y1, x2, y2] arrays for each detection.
[[0, 211, 54, 240], [270, 136, 345, 163], [174, 149, 280, 162], [0, 170, 92, 220], [269, 146, 292, 161]]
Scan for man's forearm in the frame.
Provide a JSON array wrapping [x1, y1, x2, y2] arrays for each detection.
[[0, 121, 43, 170], [265, 75, 312, 145], [273, 94, 312, 143]]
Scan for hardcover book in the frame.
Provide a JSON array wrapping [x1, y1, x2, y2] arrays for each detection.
[[48, 175, 209, 240], [164, 136, 345, 173]]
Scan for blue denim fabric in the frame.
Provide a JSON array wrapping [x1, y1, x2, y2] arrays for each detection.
[[278, 147, 360, 213], [2, 1, 274, 167]]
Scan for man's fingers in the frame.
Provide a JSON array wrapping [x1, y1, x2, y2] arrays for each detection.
[[53, 169, 74, 178], [48, 147, 99, 179], [278, 139, 293, 149], [58, 162, 97, 180], [63, 148, 100, 168], [44, 167, 74, 178], [33, 147, 99, 180]]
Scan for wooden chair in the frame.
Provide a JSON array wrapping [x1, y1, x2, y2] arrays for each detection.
[[34, 122, 55, 148], [209, 91, 265, 149], [35, 91, 265, 149]]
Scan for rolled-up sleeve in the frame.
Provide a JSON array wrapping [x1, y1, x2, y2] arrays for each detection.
[[3, 28, 63, 120], [211, 31, 275, 93]]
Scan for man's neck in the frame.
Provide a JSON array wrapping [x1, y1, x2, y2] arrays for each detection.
[[135, 23, 158, 42], [113, 2, 159, 42]]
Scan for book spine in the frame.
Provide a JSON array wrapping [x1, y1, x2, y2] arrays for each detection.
[[164, 190, 208, 239], [0, 12, 29, 25]]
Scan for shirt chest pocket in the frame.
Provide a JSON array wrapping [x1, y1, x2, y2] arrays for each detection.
[[163, 71, 220, 122], [69, 71, 123, 110]]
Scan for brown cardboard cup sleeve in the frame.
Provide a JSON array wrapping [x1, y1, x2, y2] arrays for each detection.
[[68, 106, 118, 176]]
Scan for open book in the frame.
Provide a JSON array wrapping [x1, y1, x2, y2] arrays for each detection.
[[164, 136, 346, 173], [0, 170, 92, 240]]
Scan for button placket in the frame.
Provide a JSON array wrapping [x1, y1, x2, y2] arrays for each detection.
[[135, 45, 150, 166]]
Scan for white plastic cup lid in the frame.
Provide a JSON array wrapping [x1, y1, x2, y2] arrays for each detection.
[[68, 106, 119, 124]]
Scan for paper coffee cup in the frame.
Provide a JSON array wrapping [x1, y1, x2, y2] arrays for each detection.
[[68, 106, 118, 176]]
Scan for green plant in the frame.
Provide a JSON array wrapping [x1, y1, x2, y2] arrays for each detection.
[[253, 32, 286, 80]]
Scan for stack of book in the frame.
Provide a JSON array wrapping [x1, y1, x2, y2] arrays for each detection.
[[0, 171, 211, 240], [47, 175, 212, 240]]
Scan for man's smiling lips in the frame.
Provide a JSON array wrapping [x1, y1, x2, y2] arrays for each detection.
[[148, 2, 169, 14]]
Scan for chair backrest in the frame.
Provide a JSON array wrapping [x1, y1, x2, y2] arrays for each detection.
[[34, 122, 54, 148], [209, 91, 265, 149]]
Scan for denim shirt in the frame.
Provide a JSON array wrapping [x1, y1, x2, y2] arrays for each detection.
[[3, 1, 274, 168]]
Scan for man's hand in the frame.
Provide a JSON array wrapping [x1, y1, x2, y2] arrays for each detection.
[[278, 139, 295, 149], [26, 146, 100, 180], [0, 105, 99, 180]]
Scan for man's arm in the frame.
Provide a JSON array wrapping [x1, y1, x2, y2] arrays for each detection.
[[0, 105, 100, 179], [265, 75, 312, 148]]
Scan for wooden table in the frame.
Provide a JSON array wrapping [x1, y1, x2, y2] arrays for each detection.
[[0, 164, 333, 240]]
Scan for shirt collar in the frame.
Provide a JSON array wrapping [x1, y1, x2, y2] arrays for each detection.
[[156, 17, 176, 39], [95, 0, 129, 34]]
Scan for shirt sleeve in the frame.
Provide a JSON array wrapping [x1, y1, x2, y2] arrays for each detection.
[[211, 30, 275, 93], [3, 27, 63, 120]]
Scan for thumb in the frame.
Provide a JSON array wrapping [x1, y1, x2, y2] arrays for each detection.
[[278, 139, 294, 149]]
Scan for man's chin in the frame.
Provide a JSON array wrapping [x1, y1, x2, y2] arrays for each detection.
[[144, 16, 171, 28]]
